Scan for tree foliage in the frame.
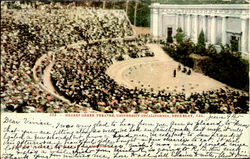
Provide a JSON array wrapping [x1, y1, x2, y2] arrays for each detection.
[[230, 39, 239, 52], [196, 30, 206, 55], [163, 30, 249, 92], [127, 1, 151, 27], [198, 30, 205, 47], [167, 36, 173, 43], [206, 44, 217, 56], [174, 27, 184, 44], [176, 38, 195, 56]]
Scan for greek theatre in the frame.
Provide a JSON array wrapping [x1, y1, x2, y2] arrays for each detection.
[[150, 3, 249, 57]]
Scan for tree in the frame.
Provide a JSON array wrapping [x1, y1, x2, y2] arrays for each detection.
[[127, 1, 150, 27], [178, 38, 195, 56], [134, 0, 138, 26], [103, 0, 106, 9], [125, 0, 129, 13], [197, 30, 205, 48], [196, 30, 206, 55], [174, 27, 184, 44]]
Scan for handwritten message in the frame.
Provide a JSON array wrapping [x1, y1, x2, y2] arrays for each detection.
[[1, 113, 249, 159]]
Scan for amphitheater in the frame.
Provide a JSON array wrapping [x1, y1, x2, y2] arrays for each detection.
[[107, 43, 228, 95], [1, 2, 249, 114]]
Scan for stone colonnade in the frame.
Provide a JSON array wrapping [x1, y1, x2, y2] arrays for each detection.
[[150, 3, 249, 56], [174, 14, 227, 45]]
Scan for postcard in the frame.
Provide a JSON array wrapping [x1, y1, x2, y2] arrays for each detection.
[[1, 1, 249, 158]]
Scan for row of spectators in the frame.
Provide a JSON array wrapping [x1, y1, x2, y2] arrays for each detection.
[[51, 38, 154, 106], [1, 3, 135, 113], [1, 2, 249, 113], [51, 41, 249, 114]]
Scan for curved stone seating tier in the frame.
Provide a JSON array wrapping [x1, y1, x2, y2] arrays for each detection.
[[31, 34, 139, 109], [49, 36, 153, 107], [1, 6, 136, 113], [48, 40, 248, 113], [2, 5, 249, 113], [1, 58, 69, 113]]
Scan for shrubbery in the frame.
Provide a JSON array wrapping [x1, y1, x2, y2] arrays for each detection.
[[201, 52, 249, 91], [163, 28, 249, 92], [230, 39, 239, 52], [167, 36, 173, 43]]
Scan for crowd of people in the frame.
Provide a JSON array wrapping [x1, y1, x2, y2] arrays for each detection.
[[1, 2, 249, 113], [1, 3, 134, 113], [51, 38, 155, 112], [51, 41, 249, 114]]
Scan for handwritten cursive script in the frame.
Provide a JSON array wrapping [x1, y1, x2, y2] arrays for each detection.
[[1, 113, 249, 159]]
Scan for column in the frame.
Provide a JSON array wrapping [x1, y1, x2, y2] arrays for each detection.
[[150, 9, 153, 35], [193, 14, 198, 43], [181, 14, 185, 31], [210, 15, 216, 44], [241, 17, 247, 53], [187, 14, 191, 37], [202, 15, 207, 42], [175, 14, 179, 30], [221, 16, 227, 45], [158, 10, 163, 39], [151, 8, 159, 38]]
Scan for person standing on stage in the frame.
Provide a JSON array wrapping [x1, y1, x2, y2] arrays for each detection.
[[173, 69, 176, 77]]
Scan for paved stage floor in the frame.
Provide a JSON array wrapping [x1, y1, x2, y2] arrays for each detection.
[[106, 44, 228, 96]]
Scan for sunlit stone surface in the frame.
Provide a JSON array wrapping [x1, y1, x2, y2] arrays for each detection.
[[150, 3, 249, 58]]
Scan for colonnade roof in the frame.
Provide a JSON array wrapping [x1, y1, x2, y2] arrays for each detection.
[[149, 3, 249, 18], [149, 3, 249, 9]]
